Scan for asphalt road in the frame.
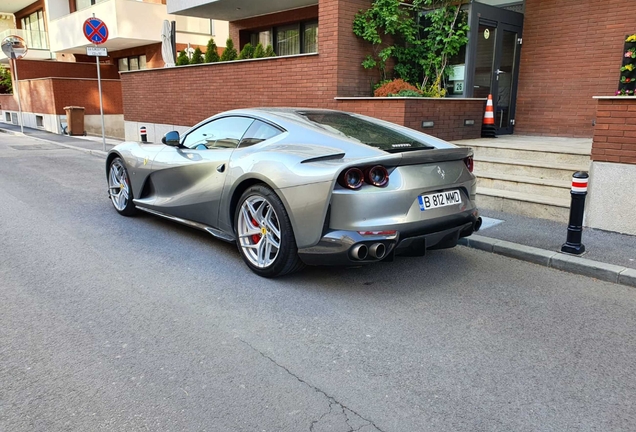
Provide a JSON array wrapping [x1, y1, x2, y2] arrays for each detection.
[[1, 133, 636, 432]]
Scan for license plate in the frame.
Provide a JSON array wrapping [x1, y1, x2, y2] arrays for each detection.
[[418, 190, 462, 211]]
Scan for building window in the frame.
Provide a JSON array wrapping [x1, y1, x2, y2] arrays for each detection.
[[118, 55, 147, 72], [249, 20, 318, 56], [20, 10, 47, 49], [75, 0, 108, 11], [36, 115, 44, 128], [5, 112, 10, 122]]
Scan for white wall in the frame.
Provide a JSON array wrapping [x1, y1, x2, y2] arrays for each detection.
[[1, 110, 124, 139], [125, 120, 189, 143], [586, 161, 636, 235]]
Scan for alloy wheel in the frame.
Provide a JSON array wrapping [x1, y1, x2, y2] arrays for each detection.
[[108, 159, 130, 211], [237, 195, 282, 268]]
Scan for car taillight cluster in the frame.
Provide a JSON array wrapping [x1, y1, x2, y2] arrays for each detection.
[[464, 156, 474, 173], [338, 165, 389, 189]]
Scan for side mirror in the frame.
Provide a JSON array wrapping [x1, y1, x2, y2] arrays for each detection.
[[162, 131, 180, 147]]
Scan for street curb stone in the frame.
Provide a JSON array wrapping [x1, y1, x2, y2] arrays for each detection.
[[619, 268, 636, 288], [462, 234, 632, 288]]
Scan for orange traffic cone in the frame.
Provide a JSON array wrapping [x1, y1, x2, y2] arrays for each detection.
[[481, 94, 496, 138]]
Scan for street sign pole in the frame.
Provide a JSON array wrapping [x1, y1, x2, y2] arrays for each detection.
[[12, 57, 24, 134], [95, 44, 106, 151], [84, 14, 109, 151]]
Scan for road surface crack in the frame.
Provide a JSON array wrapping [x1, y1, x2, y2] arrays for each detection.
[[237, 338, 384, 432]]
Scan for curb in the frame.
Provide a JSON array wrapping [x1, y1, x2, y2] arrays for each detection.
[[459, 235, 636, 288], [0, 127, 108, 158]]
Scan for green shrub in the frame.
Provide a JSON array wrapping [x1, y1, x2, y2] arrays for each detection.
[[176, 50, 189, 66], [190, 47, 204, 64], [220, 38, 237, 61], [204, 38, 220, 62], [253, 43, 265, 58], [0, 68, 12, 93], [393, 89, 423, 97], [264, 45, 276, 57], [238, 43, 254, 60]]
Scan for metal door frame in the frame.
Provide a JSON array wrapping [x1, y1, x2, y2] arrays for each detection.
[[463, 2, 523, 134]]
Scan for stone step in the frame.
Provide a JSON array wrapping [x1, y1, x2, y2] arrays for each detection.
[[476, 187, 571, 222], [474, 156, 590, 182], [461, 145, 591, 166], [476, 173, 570, 200]]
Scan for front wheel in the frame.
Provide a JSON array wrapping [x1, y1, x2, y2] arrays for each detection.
[[235, 185, 304, 277], [108, 157, 137, 216]]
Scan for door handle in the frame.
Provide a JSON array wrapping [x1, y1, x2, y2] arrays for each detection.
[[216, 164, 225, 173], [495, 69, 506, 75]]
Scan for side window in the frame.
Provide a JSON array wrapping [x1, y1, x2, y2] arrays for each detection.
[[239, 120, 283, 148], [182, 117, 254, 149]]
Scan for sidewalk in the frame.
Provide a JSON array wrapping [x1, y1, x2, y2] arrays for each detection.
[[1, 122, 635, 288], [0, 122, 122, 154]]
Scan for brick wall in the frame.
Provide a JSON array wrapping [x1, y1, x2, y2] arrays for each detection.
[[0, 94, 19, 111], [121, 55, 326, 126], [13, 59, 120, 80], [591, 98, 636, 165], [516, 0, 635, 137], [336, 98, 485, 141], [14, 78, 122, 115]]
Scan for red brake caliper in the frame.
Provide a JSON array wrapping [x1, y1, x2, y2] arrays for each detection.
[[251, 217, 261, 244]]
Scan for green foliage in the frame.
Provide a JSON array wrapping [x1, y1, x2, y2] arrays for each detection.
[[176, 50, 190, 66], [190, 47, 204, 64], [394, 89, 423, 97], [220, 38, 238, 61], [238, 43, 255, 60], [204, 38, 220, 62], [354, 0, 469, 96], [0, 68, 12, 93], [352, 0, 417, 81], [253, 43, 265, 58], [264, 45, 276, 57]]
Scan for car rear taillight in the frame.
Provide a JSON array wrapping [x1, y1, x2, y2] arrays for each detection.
[[366, 165, 389, 187], [339, 166, 389, 189], [339, 167, 364, 189], [464, 156, 474, 173]]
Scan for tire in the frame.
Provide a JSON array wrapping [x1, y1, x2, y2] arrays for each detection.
[[108, 157, 137, 216], [234, 185, 304, 277]]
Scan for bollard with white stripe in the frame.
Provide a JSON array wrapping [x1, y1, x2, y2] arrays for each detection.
[[140, 126, 147, 143], [561, 171, 589, 255]]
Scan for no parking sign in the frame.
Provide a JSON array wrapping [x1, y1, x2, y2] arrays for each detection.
[[83, 17, 109, 45]]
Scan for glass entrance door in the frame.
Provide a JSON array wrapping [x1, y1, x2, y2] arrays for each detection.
[[464, 3, 523, 134]]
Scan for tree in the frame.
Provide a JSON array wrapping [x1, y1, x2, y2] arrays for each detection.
[[264, 45, 276, 57], [190, 47, 204, 64], [353, 0, 469, 94], [238, 43, 254, 60], [204, 38, 220, 62], [253, 43, 266, 58], [176, 50, 189, 66], [0, 68, 12, 94], [220, 38, 237, 61]]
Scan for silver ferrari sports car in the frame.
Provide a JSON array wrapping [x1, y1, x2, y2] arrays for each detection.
[[106, 108, 481, 277]]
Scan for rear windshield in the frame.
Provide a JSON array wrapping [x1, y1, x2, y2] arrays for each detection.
[[298, 111, 433, 152]]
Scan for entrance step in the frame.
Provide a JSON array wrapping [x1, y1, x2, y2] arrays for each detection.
[[453, 138, 591, 222], [476, 187, 571, 221]]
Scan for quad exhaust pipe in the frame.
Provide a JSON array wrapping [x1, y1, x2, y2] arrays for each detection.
[[369, 243, 386, 260], [474, 217, 483, 232], [351, 243, 387, 261], [351, 244, 368, 260]]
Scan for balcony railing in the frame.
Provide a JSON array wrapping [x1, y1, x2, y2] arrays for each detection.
[[0, 29, 49, 51]]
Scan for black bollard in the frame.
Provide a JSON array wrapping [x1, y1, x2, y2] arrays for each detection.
[[561, 171, 589, 255], [140, 126, 147, 143]]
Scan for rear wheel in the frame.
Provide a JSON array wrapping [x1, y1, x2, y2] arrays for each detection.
[[235, 185, 304, 277], [108, 157, 137, 216]]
